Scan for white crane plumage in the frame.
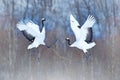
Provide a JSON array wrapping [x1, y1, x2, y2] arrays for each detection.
[[17, 19, 46, 49], [66, 14, 96, 53]]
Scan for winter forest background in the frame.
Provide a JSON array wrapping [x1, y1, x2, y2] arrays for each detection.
[[0, 0, 120, 80]]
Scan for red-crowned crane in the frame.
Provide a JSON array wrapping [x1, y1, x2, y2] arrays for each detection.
[[17, 18, 46, 49], [66, 14, 96, 55]]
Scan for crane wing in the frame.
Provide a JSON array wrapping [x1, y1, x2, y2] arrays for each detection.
[[79, 15, 96, 41], [26, 21, 40, 33], [81, 15, 96, 29], [16, 22, 27, 31], [70, 14, 81, 40]]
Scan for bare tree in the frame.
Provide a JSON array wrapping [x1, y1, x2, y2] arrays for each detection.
[[23, 0, 29, 19]]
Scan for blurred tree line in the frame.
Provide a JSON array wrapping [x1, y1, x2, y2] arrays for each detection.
[[0, 0, 119, 57], [0, 0, 120, 38]]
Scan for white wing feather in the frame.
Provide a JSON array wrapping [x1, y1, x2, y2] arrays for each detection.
[[26, 21, 40, 34], [70, 14, 81, 40], [80, 15, 96, 41], [70, 14, 96, 41], [16, 22, 27, 31], [17, 21, 41, 37], [81, 15, 96, 29]]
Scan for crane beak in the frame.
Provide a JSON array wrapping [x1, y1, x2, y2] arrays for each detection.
[[65, 38, 70, 41], [41, 18, 46, 21]]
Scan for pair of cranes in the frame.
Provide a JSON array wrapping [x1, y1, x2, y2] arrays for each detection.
[[17, 14, 96, 55]]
